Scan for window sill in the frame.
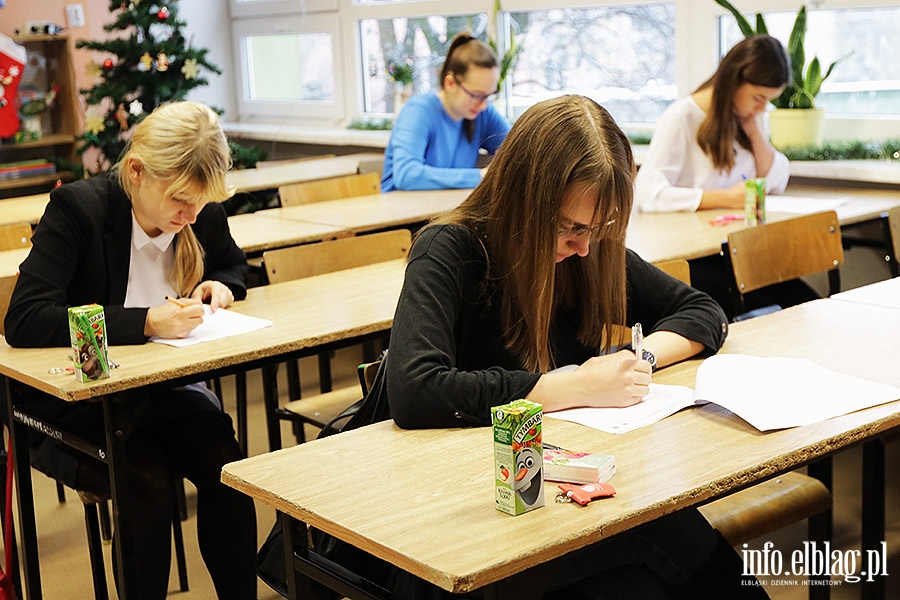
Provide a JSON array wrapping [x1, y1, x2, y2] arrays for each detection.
[[222, 122, 390, 149]]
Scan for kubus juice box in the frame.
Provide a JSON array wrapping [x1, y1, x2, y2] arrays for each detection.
[[67, 304, 110, 382], [491, 399, 545, 515], [744, 177, 767, 226]]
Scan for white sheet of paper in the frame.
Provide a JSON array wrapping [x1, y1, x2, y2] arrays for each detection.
[[766, 195, 848, 215], [549, 354, 900, 434], [831, 278, 900, 310], [150, 306, 273, 347]]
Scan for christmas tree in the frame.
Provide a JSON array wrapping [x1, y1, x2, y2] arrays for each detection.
[[77, 0, 261, 174]]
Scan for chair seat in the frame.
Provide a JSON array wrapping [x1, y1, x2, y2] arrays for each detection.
[[698, 471, 832, 546], [282, 385, 363, 429]]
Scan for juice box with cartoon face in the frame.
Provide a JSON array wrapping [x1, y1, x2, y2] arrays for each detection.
[[744, 177, 767, 226], [67, 304, 110, 382], [491, 399, 544, 515]]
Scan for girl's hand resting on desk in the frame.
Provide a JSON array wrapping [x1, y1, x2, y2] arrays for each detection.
[[528, 350, 652, 412], [144, 299, 205, 339], [191, 280, 235, 311], [700, 180, 746, 210]]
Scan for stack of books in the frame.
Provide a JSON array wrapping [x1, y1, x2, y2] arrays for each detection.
[[0, 159, 57, 181], [543, 445, 616, 484]]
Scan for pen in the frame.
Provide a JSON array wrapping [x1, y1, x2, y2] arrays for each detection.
[[632, 322, 643, 363], [166, 295, 190, 308]]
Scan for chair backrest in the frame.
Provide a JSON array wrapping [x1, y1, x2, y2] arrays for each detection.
[[653, 259, 691, 285], [278, 172, 381, 206], [357, 359, 383, 396], [0, 222, 33, 251], [725, 210, 844, 297], [888, 206, 900, 270], [263, 229, 412, 284], [0, 274, 17, 335]]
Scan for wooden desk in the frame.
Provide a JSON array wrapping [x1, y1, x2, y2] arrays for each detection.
[[225, 153, 383, 194], [227, 213, 348, 254], [255, 188, 470, 234], [221, 299, 900, 599], [0, 247, 29, 277], [626, 183, 900, 263], [0, 193, 50, 227], [0, 258, 406, 599]]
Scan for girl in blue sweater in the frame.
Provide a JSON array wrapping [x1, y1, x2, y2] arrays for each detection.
[[381, 32, 510, 192]]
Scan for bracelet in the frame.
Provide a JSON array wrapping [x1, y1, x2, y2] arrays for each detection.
[[642, 349, 658, 372]]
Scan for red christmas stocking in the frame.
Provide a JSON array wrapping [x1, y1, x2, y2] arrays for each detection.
[[0, 34, 26, 138]]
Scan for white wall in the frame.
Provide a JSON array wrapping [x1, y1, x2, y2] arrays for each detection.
[[181, 0, 236, 120]]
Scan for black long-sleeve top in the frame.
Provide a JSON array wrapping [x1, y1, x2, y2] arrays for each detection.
[[387, 224, 728, 429], [5, 174, 248, 347]]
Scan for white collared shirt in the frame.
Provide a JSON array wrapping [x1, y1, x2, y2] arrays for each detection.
[[124, 211, 178, 308]]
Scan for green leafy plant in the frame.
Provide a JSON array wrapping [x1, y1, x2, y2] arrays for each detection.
[[385, 55, 414, 86], [714, 0, 841, 109]]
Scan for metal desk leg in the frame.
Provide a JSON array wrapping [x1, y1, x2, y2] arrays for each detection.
[[862, 439, 885, 600], [104, 395, 138, 600], [4, 376, 41, 600], [807, 456, 832, 600], [262, 364, 282, 451]]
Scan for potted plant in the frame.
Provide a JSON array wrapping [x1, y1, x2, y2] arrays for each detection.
[[714, 0, 842, 147]]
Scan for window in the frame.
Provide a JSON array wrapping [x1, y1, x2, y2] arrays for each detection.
[[718, 4, 900, 117], [507, 3, 675, 125], [359, 14, 488, 114], [232, 14, 342, 120]]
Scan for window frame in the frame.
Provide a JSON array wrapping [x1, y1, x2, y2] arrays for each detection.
[[231, 13, 345, 121], [228, 0, 900, 139]]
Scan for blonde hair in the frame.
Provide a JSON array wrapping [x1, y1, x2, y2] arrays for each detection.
[[431, 95, 634, 372], [115, 101, 233, 296]]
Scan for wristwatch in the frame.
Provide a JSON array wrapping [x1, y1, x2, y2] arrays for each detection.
[[641, 349, 658, 372]]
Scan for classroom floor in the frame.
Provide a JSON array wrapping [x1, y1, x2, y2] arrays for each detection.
[[13, 243, 900, 599]]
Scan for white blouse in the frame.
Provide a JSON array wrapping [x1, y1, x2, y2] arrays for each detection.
[[634, 95, 790, 213]]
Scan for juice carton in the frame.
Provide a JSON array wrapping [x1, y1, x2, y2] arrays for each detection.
[[491, 399, 544, 515], [744, 177, 767, 226], [67, 304, 110, 382]]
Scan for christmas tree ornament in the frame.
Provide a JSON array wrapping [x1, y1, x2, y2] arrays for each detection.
[[128, 99, 143, 116], [115, 103, 129, 130], [157, 6, 169, 21], [138, 52, 152, 72], [103, 58, 114, 71], [181, 58, 199, 80], [0, 34, 26, 138], [84, 107, 106, 135], [156, 52, 169, 72]]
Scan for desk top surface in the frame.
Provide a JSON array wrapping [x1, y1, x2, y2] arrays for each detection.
[[256, 188, 470, 232], [227, 213, 346, 254], [0, 247, 31, 278], [0, 193, 50, 227], [225, 153, 384, 194], [0, 258, 406, 401], [221, 298, 900, 594]]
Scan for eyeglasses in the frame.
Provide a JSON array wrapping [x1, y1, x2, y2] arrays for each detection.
[[454, 77, 498, 103], [558, 215, 618, 240]]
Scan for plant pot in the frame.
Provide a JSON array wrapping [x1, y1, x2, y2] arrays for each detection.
[[768, 108, 825, 148]]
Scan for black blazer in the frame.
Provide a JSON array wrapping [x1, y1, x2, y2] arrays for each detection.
[[5, 175, 248, 347]]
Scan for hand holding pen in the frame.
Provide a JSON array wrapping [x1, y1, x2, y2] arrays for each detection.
[[142, 296, 205, 339]]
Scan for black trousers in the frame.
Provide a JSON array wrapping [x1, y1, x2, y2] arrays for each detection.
[[24, 386, 257, 600]]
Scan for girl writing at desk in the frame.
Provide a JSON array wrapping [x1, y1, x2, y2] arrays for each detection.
[[383, 95, 764, 598], [634, 34, 790, 213], [380, 32, 510, 192], [4, 101, 257, 600]]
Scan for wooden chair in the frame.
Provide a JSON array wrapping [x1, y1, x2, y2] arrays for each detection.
[[278, 172, 380, 206], [262, 230, 411, 447], [652, 259, 834, 554], [0, 222, 32, 250], [722, 210, 844, 318]]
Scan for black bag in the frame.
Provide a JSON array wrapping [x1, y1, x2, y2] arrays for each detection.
[[256, 354, 392, 597]]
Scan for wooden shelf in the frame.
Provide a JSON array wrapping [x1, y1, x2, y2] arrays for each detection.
[[0, 134, 76, 150], [0, 171, 73, 192]]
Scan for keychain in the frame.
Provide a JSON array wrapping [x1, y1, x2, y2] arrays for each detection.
[[555, 482, 617, 506]]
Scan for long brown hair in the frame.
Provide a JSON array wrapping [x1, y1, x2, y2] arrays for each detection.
[[432, 95, 634, 372], [115, 101, 233, 296], [440, 32, 499, 142], [696, 34, 789, 171]]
